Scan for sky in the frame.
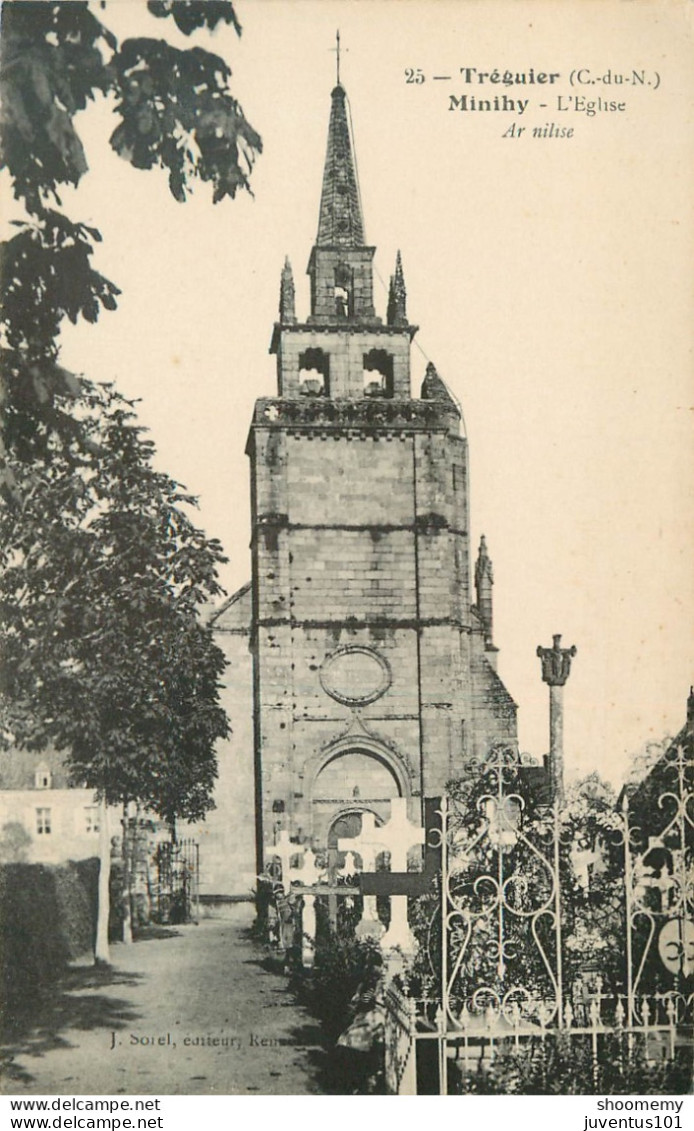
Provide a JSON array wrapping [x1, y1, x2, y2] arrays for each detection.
[[16, 0, 692, 787]]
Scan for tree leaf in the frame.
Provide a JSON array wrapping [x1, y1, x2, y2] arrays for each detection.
[[109, 37, 261, 202], [146, 1, 242, 38]]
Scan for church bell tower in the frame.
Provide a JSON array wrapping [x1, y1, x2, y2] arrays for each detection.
[[247, 80, 517, 871]]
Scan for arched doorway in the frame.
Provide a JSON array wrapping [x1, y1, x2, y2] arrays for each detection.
[[311, 747, 401, 849]]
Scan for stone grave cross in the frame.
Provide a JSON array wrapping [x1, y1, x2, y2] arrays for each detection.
[[373, 799, 425, 953], [266, 830, 298, 894], [338, 799, 428, 953], [293, 848, 327, 968], [571, 843, 600, 891], [265, 830, 309, 894], [339, 812, 387, 938], [360, 798, 442, 953]]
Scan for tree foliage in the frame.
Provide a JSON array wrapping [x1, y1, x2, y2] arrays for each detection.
[[147, 2, 242, 38], [0, 2, 257, 835], [1, 383, 229, 822], [408, 759, 628, 1007], [559, 773, 625, 993], [0, 1, 261, 481]]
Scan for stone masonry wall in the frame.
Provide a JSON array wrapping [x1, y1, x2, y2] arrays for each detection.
[[197, 400, 517, 890], [276, 327, 412, 399], [192, 587, 256, 896], [250, 410, 488, 856]]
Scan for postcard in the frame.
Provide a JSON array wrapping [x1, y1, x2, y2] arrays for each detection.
[[1, 0, 692, 1100]]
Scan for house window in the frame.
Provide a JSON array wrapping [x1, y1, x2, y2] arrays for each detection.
[[85, 806, 100, 834], [36, 808, 52, 835], [35, 767, 52, 789]]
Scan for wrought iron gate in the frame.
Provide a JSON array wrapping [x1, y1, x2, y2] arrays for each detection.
[[152, 837, 200, 924], [388, 742, 693, 1094]]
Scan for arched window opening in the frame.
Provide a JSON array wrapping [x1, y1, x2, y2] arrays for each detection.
[[334, 263, 353, 319], [327, 809, 377, 849], [327, 809, 390, 870], [363, 349, 394, 398], [299, 348, 330, 396]]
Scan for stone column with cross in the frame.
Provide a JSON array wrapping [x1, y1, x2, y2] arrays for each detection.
[[537, 634, 577, 805]]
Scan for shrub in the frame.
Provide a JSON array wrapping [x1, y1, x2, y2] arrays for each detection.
[[0, 857, 120, 1021], [53, 860, 97, 959], [0, 821, 32, 863], [452, 1033, 693, 1095], [0, 863, 70, 1012], [307, 934, 383, 1040]]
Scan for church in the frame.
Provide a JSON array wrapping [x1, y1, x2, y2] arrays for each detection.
[[196, 79, 519, 897]]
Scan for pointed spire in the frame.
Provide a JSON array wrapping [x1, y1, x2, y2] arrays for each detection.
[[420, 361, 457, 410], [475, 536, 494, 646], [279, 256, 296, 323], [387, 250, 408, 327], [475, 536, 494, 587], [316, 84, 365, 248]]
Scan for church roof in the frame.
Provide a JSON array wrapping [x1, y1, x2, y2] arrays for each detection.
[[420, 361, 460, 415], [316, 84, 365, 248], [209, 582, 251, 633]]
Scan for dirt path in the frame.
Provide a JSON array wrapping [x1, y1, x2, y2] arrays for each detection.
[[2, 905, 327, 1095]]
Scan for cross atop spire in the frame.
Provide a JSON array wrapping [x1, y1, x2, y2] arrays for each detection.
[[329, 30, 349, 86], [316, 81, 365, 248], [333, 29, 342, 85]]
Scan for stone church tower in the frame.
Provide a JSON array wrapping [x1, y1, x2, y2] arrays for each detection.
[[245, 82, 518, 873]]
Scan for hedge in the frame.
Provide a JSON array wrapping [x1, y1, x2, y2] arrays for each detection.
[[0, 857, 122, 1018]]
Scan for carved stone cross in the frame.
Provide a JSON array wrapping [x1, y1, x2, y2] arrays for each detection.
[[339, 812, 387, 936], [376, 798, 426, 871], [293, 849, 326, 968], [339, 799, 428, 953], [266, 832, 309, 891], [338, 811, 384, 871], [295, 848, 326, 888], [372, 799, 425, 953], [265, 830, 303, 894], [360, 798, 441, 897], [571, 844, 599, 891]]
